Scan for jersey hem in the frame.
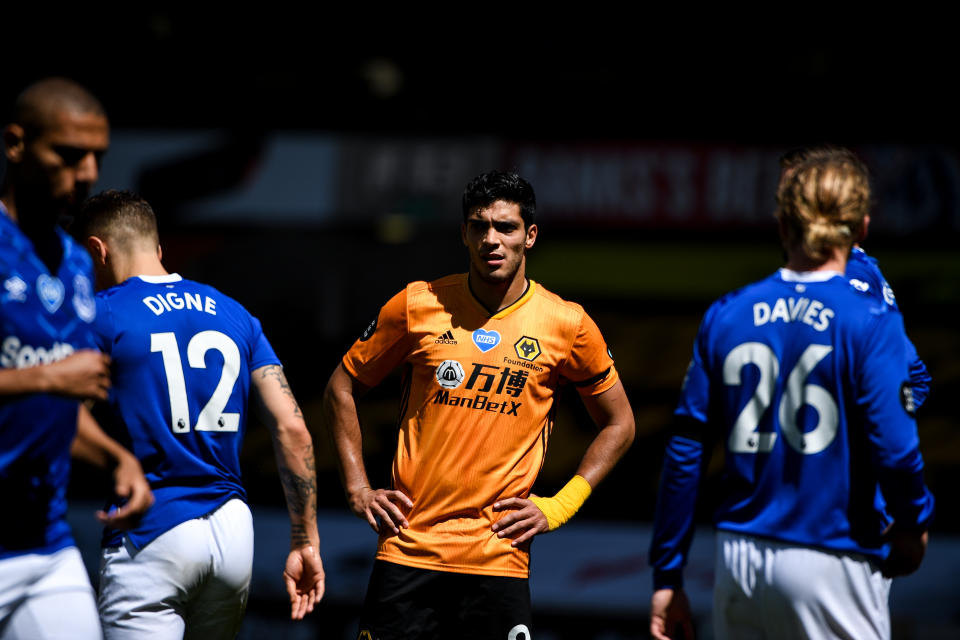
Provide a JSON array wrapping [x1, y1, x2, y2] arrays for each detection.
[[714, 526, 886, 561], [375, 551, 530, 578]]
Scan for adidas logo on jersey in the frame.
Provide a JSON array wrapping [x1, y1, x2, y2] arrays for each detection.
[[435, 330, 458, 344]]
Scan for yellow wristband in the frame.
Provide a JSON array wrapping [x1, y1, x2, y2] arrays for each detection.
[[529, 475, 592, 531]]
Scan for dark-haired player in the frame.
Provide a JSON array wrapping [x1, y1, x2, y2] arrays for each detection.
[[74, 190, 324, 638], [0, 78, 153, 639], [325, 170, 636, 639]]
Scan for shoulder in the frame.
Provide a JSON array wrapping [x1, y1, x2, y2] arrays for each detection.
[[529, 280, 587, 318], [701, 275, 775, 321], [846, 247, 898, 309], [402, 273, 465, 308]]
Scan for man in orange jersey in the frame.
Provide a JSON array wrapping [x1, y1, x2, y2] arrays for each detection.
[[324, 170, 636, 639]]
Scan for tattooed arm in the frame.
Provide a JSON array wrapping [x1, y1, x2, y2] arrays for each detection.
[[251, 364, 324, 620]]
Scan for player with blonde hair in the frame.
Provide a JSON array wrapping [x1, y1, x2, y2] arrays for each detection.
[[649, 156, 934, 639], [779, 145, 931, 409]]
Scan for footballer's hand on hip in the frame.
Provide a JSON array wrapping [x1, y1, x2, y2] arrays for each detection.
[[491, 496, 549, 547], [350, 487, 413, 535]]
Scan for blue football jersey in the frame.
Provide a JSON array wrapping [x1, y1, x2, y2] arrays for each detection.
[[847, 246, 931, 408], [651, 269, 934, 588], [0, 208, 99, 558], [94, 274, 279, 549]]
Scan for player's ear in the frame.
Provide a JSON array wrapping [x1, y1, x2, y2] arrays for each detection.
[[524, 223, 537, 250], [3, 124, 24, 163], [157, 244, 163, 261], [461, 222, 468, 247], [86, 236, 109, 266]]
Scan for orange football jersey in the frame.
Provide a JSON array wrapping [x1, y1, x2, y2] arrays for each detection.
[[342, 274, 618, 577]]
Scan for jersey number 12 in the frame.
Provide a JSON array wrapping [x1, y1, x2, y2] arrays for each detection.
[[151, 330, 241, 433]]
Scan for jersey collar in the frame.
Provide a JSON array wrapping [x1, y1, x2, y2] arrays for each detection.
[[778, 268, 844, 283], [464, 274, 537, 319], [137, 273, 183, 284]]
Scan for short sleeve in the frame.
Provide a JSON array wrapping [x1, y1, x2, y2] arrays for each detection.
[[342, 288, 411, 387], [248, 315, 281, 370], [561, 309, 618, 396]]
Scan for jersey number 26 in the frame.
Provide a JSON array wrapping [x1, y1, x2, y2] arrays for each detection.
[[724, 342, 838, 455]]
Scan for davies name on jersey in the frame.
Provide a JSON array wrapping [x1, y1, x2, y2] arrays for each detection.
[[752, 295, 835, 332]]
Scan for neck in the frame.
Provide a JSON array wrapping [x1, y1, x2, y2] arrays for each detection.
[[784, 245, 849, 274], [468, 264, 529, 314], [2, 191, 65, 273], [114, 252, 168, 284]]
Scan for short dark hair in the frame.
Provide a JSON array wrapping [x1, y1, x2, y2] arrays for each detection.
[[462, 170, 536, 228], [73, 190, 159, 252]]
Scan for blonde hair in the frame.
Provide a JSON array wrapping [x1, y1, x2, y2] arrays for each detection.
[[776, 158, 870, 263]]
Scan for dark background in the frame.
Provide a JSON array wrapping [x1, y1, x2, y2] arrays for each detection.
[[9, 9, 958, 639], [4, 8, 957, 142]]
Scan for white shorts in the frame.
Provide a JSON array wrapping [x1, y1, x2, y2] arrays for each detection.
[[713, 530, 891, 640], [98, 498, 254, 640], [0, 546, 101, 639]]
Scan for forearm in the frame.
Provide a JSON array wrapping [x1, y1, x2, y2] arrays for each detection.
[[574, 419, 635, 487], [650, 433, 704, 589], [0, 366, 52, 395], [528, 382, 635, 532], [575, 381, 636, 487], [877, 455, 935, 531], [323, 366, 373, 499], [72, 404, 131, 469], [272, 420, 320, 549]]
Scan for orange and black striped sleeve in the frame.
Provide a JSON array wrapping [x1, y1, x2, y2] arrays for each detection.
[[561, 308, 619, 396]]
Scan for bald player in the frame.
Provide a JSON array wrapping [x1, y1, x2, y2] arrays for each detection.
[[0, 78, 153, 639], [325, 170, 636, 639]]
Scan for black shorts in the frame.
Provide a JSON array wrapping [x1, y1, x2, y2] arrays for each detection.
[[357, 560, 533, 640]]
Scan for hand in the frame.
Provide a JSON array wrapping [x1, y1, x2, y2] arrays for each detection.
[[96, 452, 154, 529], [491, 496, 549, 547], [349, 487, 412, 535], [284, 545, 325, 620], [650, 587, 694, 640], [881, 528, 928, 578], [44, 350, 111, 400]]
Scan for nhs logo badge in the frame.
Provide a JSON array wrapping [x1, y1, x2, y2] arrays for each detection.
[[472, 329, 501, 353], [36, 274, 64, 314]]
